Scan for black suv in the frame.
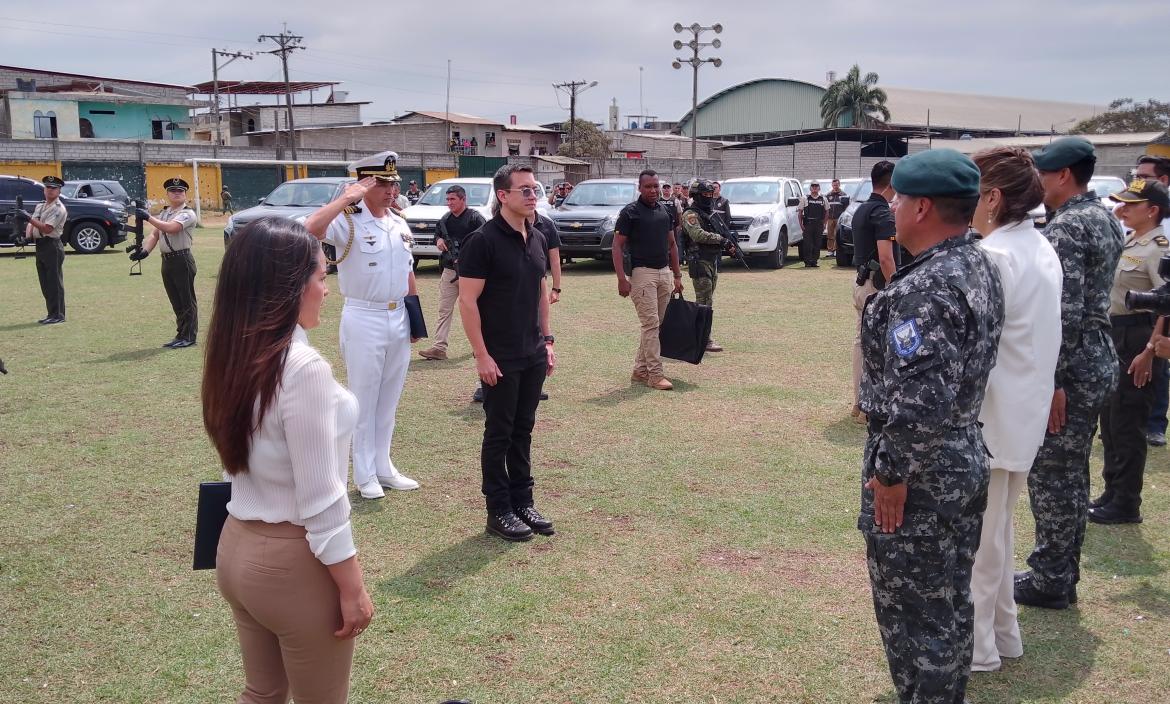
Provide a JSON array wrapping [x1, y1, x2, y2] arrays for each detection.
[[0, 175, 128, 253], [60, 180, 132, 207]]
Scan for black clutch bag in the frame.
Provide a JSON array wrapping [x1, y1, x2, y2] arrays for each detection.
[[405, 294, 428, 339], [193, 481, 231, 570]]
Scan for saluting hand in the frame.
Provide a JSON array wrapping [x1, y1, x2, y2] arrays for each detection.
[[340, 177, 377, 205]]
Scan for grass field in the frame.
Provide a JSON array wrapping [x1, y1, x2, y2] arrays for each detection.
[[1, 226, 1167, 704]]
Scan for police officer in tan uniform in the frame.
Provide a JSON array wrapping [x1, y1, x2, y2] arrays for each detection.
[[129, 177, 200, 348], [24, 175, 69, 324]]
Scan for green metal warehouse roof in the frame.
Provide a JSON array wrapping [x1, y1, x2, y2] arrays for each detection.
[[677, 78, 830, 139]]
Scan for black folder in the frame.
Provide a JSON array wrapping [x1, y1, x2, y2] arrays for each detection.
[[193, 481, 231, 570], [405, 294, 428, 339]]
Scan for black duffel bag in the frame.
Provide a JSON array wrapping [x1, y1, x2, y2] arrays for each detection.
[[659, 292, 713, 364]]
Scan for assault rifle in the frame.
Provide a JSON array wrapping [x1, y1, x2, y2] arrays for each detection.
[[122, 199, 148, 276], [710, 211, 750, 270], [9, 195, 31, 260]]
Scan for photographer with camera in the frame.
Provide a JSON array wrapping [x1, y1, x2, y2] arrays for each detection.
[[1090, 179, 1170, 526]]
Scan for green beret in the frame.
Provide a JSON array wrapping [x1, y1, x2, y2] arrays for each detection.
[[891, 149, 980, 198], [1032, 136, 1095, 171]]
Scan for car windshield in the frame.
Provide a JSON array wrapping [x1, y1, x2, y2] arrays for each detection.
[[1089, 177, 1126, 199], [851, 180, 873, 202], [418, 183, 492, 207], [263, 182, 342, 207], [722, 182, 779, 204], [59, 184, 80, 197], [563, 183, 636, 206]]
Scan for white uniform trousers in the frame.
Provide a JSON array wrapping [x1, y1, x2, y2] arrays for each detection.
[[971, 468, 1029, 671], [340, 303, 411, 488]]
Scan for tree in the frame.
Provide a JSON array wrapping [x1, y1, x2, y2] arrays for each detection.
[[557, 119, 610, 159], [820, 64, 891, 129], [1071, 99, 1170, 135]]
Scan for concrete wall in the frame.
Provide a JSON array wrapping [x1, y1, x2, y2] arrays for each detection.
[[608, 132, 719, 160], [0, 66, 188, 100], [256, 103, 362, 131], [717, 141, 929, 181], [246, 122, 451, 154], [77, 101, 189, 140], [8, 97, 80, 139]]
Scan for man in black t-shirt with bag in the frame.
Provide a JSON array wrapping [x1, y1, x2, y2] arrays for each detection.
[[459, 164, 557, 542], [420, 185, 486, 361], [612, 169, 685, 391]]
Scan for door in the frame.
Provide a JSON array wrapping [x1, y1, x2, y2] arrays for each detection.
[[222, 165, 285, 208], [458, 155, 507, 178], [61, 161, 146, 201]]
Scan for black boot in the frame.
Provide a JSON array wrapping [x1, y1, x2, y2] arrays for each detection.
[[1089, 491, 1113, 509], [1014, 573, 1069, 610], [1088, 503, 1142, 525], [486, 511, 533, 542], [515, 505, 555, 535]]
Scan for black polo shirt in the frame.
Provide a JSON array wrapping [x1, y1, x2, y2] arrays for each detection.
[[436, 208, 486, 270], [458, 214, 549, 369], [615, 198, 674, 269]]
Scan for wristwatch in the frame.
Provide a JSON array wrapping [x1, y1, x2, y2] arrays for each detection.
[[544, 335, 555, 344]]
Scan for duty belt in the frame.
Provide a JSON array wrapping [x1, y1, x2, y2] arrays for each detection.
[[345, 297, 404, 311], [161, 249, 190, 259]]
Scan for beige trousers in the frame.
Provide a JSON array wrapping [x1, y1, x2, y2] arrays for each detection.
[[852, 279, 877, 407], [217, 517, 354, 704], [826, 218, 838, 251], [432, 267, 460, 351], [971, 469, 1028, 671], [631, 266, 674, 378]]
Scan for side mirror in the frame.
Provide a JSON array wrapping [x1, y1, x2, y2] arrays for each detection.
[[786, 197, 800, 207], [257, 197, 265, 204]]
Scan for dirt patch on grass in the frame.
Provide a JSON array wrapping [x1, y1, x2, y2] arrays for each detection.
[[699, 546, 867, 589]]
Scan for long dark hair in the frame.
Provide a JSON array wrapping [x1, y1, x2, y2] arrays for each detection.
[[202, 217, 320, 475]]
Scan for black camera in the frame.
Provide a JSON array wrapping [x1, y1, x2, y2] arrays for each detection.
[[1125, 253, 1170, 316]]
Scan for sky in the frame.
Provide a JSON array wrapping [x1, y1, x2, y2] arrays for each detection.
[[3, 0, 1168, 128]]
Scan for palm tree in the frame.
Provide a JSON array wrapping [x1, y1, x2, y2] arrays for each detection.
[[820, 65, 891, 129]]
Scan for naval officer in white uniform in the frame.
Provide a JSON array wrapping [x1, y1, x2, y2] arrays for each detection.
[[305, 151, 420, 499]]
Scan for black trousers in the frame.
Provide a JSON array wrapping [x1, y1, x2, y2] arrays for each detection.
[[1100, 317, 1162, 511], [800, 221, 824, 265], [34, 237, 65, 319], [161, 249, 198, 342], [480, 355, 547, 513]]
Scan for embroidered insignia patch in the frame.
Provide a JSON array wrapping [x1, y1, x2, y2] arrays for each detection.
[[684, 211, 699, 226], [890, 320, 923, 358]]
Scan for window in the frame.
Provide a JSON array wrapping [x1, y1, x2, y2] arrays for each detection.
[[152, 120, 164, 140], [79, 118, 94, 138], [246, 118, 256, 132], [485, 131, 496, 148], [33, 110, 57, 139], [507, 139, 521, 156], [18, 179, 44, 200], [91, 184, 113, 198]]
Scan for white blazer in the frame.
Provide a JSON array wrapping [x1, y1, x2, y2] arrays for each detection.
[[979, 219, 1064, 472]]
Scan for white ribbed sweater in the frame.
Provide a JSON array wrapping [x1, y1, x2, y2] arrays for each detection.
[[226, 327, 359, 565]]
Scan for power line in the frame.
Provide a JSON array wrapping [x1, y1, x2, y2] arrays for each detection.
[[258, 26, 304, 160], [553, 80, 598, 154]]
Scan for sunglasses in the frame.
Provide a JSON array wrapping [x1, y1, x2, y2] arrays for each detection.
[[504, 186, 541, 198]]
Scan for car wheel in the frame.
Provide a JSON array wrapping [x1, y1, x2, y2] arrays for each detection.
[[765, 228, 788, 269], [412, 259, 420, 272], [70, 221, 108, 253]]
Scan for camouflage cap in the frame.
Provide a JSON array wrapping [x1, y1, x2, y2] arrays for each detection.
[[1032, 136, 1095, 172], [891, 149, 980, 198]]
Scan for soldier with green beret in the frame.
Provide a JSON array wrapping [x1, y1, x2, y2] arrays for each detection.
[[1015, 136, 1125, 609], [859, 148, 1005, 703]]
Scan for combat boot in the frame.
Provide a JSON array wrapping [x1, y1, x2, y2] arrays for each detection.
[[1088, 503, 1142, 525], [1013, 573, 1069, 610], [418, 347, 448, 361], [646, 376, 673, 391], [487, 511, 534, 542], [705, 339, 723, 352]]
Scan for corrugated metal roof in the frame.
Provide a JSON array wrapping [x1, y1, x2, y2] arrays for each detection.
[[678, 78, 826, 137], [912, 132, 1166, 154], [534, 155, 588, 166], [398, 110, 497, 125]]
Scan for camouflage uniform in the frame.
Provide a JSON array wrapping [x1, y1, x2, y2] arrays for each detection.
[[681, 206, 726, 306], [1024, 192, 1124, 593], [859, 232, 1005, 704]]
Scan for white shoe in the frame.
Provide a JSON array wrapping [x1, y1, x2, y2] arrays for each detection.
[[357, 478, 385, 500], [378, 473, 420, 491]]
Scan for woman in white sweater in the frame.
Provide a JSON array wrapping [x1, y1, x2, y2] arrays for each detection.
[[203, 216, 373, 703], [969, 147, 1063, 672]]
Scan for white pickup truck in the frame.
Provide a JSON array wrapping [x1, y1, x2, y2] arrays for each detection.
[[719, 177, 805, 269], [402, 178, 548, 262]]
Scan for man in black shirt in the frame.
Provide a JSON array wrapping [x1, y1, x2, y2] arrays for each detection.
[[850, 160, 900, 423], [420, 185, 486, 361], [825, 178, 850, 257], [713, 181, 732, 224], [459, 164, 557, 542], [800, 182, 828, 267], [613, 169, 684, 390], [405, 180, 423, 205]]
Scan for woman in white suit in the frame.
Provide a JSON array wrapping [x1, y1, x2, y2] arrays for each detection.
[[970, 147, 1064, 672]]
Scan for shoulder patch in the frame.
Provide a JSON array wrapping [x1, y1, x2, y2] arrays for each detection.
[[684, 211, 699, 226], [890, 320, 923, 358], [1155, 235, 1168, 247]]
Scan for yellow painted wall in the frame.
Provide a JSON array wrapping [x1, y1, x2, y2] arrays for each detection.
[[1149, 143, 1170, 159], [0, 161, 62, 180], [144, 163, 221, 211], [426, 168, 458, 185], [285, 165, 309, 180]]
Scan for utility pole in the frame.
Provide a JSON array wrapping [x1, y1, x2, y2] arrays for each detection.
[[673, 22, 723, 178], [553, 79, 597, 155], [211, 49, 252, 146], [258, 26, 304, 161], [445, 59, 452, 149]]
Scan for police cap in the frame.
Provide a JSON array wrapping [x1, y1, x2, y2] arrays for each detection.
[[42, 175, 64, 188], [891, 149, 980, 198], [1110, 178, 1170, 212], [1032, 136, 1095, 172], [163, 177, 189, 191], [350, 150, 401, 182]]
